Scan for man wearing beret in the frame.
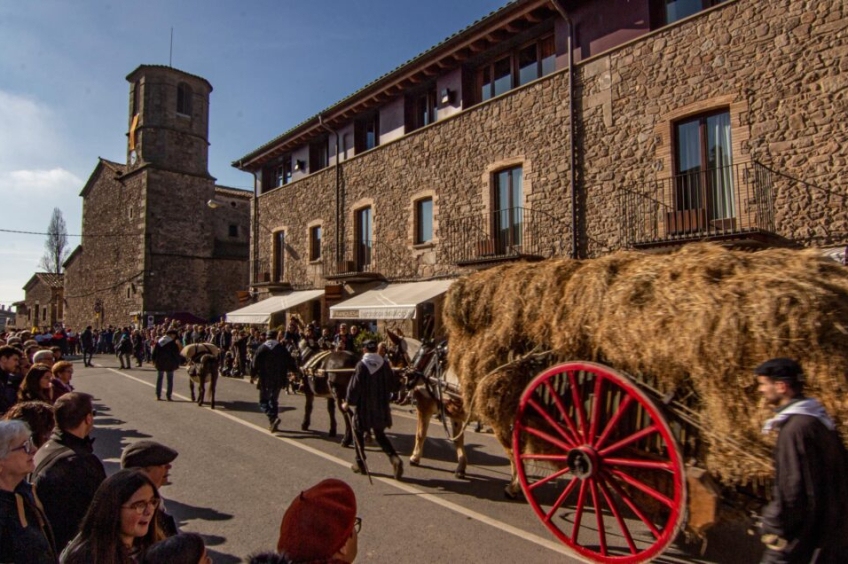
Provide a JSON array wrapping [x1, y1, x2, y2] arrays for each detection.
[[755, 358, 848, 563], [343, 340, 402, 480], [121, 439, 180, 537], [251, 478, 359, 563]]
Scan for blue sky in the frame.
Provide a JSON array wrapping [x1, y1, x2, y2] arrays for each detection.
[[0, 0, 507, 306]]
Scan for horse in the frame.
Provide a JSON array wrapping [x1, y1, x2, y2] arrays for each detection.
[[295, 340, 359, 445], [188, 353, 219, 409], [403, 340, 470, 479]]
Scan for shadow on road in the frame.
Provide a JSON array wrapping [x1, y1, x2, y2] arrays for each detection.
[[168, 498, 234, 526], [90, 401, 152, 472]]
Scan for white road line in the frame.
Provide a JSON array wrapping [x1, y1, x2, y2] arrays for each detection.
[[106, 368, 580, 559]]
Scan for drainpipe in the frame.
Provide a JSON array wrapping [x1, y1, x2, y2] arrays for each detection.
[[318, 115, 342, 267], [551, 0, 578, 259], [251, 169, 259, 291]]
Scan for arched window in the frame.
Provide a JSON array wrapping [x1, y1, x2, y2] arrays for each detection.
[[176, 82, 193, 116]]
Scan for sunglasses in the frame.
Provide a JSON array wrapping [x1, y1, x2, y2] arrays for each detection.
[[10, 436, 35, 455]]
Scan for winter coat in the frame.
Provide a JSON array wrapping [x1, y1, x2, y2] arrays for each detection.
[[346, 352, 395, 431], [32, 431, 107, 552], [79, 329, 94, 351], [117, 333, 132, 354], [0, 481, 57, 563], [0, 373, 17, 416], [761, 397, 848, 563], [152, 336, 183, 372], [250, 340, 296, 386]]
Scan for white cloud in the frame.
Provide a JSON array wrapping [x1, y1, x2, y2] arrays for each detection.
[[1, 168, 83, 196]]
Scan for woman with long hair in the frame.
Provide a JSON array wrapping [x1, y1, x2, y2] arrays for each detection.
[[61, 469, 164, 564], [18, 364, 54, 404]]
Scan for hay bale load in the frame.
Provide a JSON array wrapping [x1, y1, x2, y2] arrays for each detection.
[[443, 243, 848, 486]]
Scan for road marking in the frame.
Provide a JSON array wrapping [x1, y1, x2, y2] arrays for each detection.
[[106, 368, 580, 559]]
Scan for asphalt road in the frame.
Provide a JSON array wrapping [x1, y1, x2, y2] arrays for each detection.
[[74, 356, 764, 563]]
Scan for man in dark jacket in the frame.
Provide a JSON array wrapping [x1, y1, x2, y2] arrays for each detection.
[[152, 329, 183, 401], [116, 327, 133, 369], [755, 358, 848, 564], [80, 326, 95, 367], [343, 340, 402, 480], [31, 392, 106, 551], [251, 331, 297, 432], [0, 346, 21, 416]]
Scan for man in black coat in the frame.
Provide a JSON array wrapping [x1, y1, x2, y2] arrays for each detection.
[[32, 392, 106, 552], [251, 331, 297, 432], [152, 328, 183, 401], [343, 340, 402, 481], [0, 346, 21, 416], [80, 325, 95, 367], [755, 358, 848, 564]]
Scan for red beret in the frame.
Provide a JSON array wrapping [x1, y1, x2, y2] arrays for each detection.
[[277, 479, 357, 561]]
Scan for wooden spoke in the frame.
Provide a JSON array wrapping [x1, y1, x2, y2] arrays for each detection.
[[610, 469, 674, 508], [597, 425, 659, 458], [527, 397, 579, 447], [597, 477, 638, 555], [568, 370, 590, 439], [544, 475, 579, 523], [528, 466, 573, 492], [520, 453, 570, 462], [521, 423, 573, 453], [543, 380, 583, 444], [589, 478, 607, 556], [587, 375, 604, 444], [571, 478, 589, 542], [602, 471, 661, 539], [602, 457, 675, 471], [593, 395, 634, 450]]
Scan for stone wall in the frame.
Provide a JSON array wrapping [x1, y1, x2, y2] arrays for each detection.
[[254, 0, 847, 309], [22, 281, 61, 331]]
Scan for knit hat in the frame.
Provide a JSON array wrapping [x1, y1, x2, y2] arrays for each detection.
[[277, 479, 357, 560], [121, 440, 179, 468], [362, 340, 378, 352]]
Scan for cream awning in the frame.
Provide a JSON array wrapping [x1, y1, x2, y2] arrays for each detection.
[[225, 290, 324, 324], [330, 280, 455, 320]]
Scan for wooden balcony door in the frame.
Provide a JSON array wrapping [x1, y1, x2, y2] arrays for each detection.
[[493, 166, 523, 254]]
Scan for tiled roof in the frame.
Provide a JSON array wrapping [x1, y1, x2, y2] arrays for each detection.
[[215, 185, 252, 199], [234, 0, 524, 166], [36, 273, 64, 288], [100, 158, 127, 174]]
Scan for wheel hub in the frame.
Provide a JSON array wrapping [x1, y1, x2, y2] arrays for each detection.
[[567, 446, 598, 479]]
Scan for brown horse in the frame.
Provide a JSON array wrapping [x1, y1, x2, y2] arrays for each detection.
[[297, 344, 359, 446], [404, 341, 470, 478], [188, 354, 219, 409]]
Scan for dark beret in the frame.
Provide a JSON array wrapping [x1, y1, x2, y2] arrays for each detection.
[[754, 357, 804, 384], [362, 340, 378, 352], [121, 440, 178, 468]]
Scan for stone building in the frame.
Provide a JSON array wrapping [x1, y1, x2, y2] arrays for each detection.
[[64, 65, 251, 330], [19, 273, 64, 331], [233, 0, 847, 337]]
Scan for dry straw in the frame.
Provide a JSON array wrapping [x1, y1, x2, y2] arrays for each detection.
[[443, 243, 848, 485]]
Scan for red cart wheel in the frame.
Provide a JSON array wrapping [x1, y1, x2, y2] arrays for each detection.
[[513, 361, 685, 563]]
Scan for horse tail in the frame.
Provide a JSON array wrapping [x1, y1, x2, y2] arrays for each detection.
[[200, 354, 218, 381]]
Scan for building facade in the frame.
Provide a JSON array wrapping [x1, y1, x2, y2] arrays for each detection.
[[234, 0, 847, 334], [64, 65, 251, 330], [20, 273, 64, 331]]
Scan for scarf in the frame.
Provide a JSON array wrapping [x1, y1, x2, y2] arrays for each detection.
[[762, 397, 836, 434], [361, 352, 384, 374], [264, 339, 280, 350]]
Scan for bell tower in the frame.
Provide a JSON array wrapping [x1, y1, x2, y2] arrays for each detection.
[[125, 65, 213, 177]]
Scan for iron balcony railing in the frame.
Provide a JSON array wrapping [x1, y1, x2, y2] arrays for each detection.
[[440, 206, 568, 266], [323, 239, 416, 280], [620, 162, 776, 247]]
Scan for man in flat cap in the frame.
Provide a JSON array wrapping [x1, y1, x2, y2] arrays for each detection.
[[755, 358, 848, 563], [121, 439, 180, 537], [343, 340, 402, 480]]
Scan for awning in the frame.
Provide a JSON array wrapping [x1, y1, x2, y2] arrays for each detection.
[[225, 290, 324, 324], [330, 280, 455, 320]]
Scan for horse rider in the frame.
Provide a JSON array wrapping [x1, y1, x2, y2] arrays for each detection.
[[251, 330, 298, 433], [342, 340, 403, 481]]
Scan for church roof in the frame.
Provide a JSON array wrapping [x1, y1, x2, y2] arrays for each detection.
[[23, 272, 64, 292], [126, 65, 213, 92], [214, 185, 252, 199]]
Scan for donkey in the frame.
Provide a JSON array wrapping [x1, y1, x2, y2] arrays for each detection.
[[404, 341, 470, 478], [297, 344, 359, 445], [189, 353, 219, 409]]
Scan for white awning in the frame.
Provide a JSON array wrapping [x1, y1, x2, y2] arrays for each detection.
[[330, 280, 455, 320], [225, 290, 324, 324]]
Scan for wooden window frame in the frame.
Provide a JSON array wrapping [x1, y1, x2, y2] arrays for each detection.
[[272, 230, 286, 282], [414, 197, 434, 245], [309, 225, 322, 262]]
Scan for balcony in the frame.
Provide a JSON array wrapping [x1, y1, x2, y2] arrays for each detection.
[[323, 239, 416, 281], [441, 207, 568, 267], [621, 162, 779, 248]]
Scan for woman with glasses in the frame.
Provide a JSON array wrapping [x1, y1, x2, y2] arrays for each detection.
[[0, 420, 58, 563], [61, 469, 164, 564]]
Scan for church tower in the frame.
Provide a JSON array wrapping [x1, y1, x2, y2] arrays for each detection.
[[125, 65, 213, 177]]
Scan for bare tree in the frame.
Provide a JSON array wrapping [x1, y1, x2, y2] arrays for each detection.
[[39, 208, 70, 274]]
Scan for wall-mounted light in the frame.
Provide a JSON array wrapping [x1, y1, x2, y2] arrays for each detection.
[[294, 159, 306, 172], [440, 88, 454, 105], [207, 198, 224, 209]]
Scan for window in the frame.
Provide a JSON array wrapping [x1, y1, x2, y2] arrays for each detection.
[[310, 225, 322, 261], [406, 87, 437, 132], [355, 207, 372, 270], [176, 82, 192, 116], [493, 166, 523, 254], [272, 157, 293, 188], [415, 198, 433, 244], [478, 34, 556, 102], [673, 110, 734, 225], [42, 307, 47, 321], [660, 0, 726, 25], [273, 231, 286, 282], [309, 138, 329, 172], [354, 114, 380, 153], [229, 224, 238, 238]]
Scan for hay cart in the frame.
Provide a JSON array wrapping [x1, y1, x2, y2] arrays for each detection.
[[508, 358, 767, 564]]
